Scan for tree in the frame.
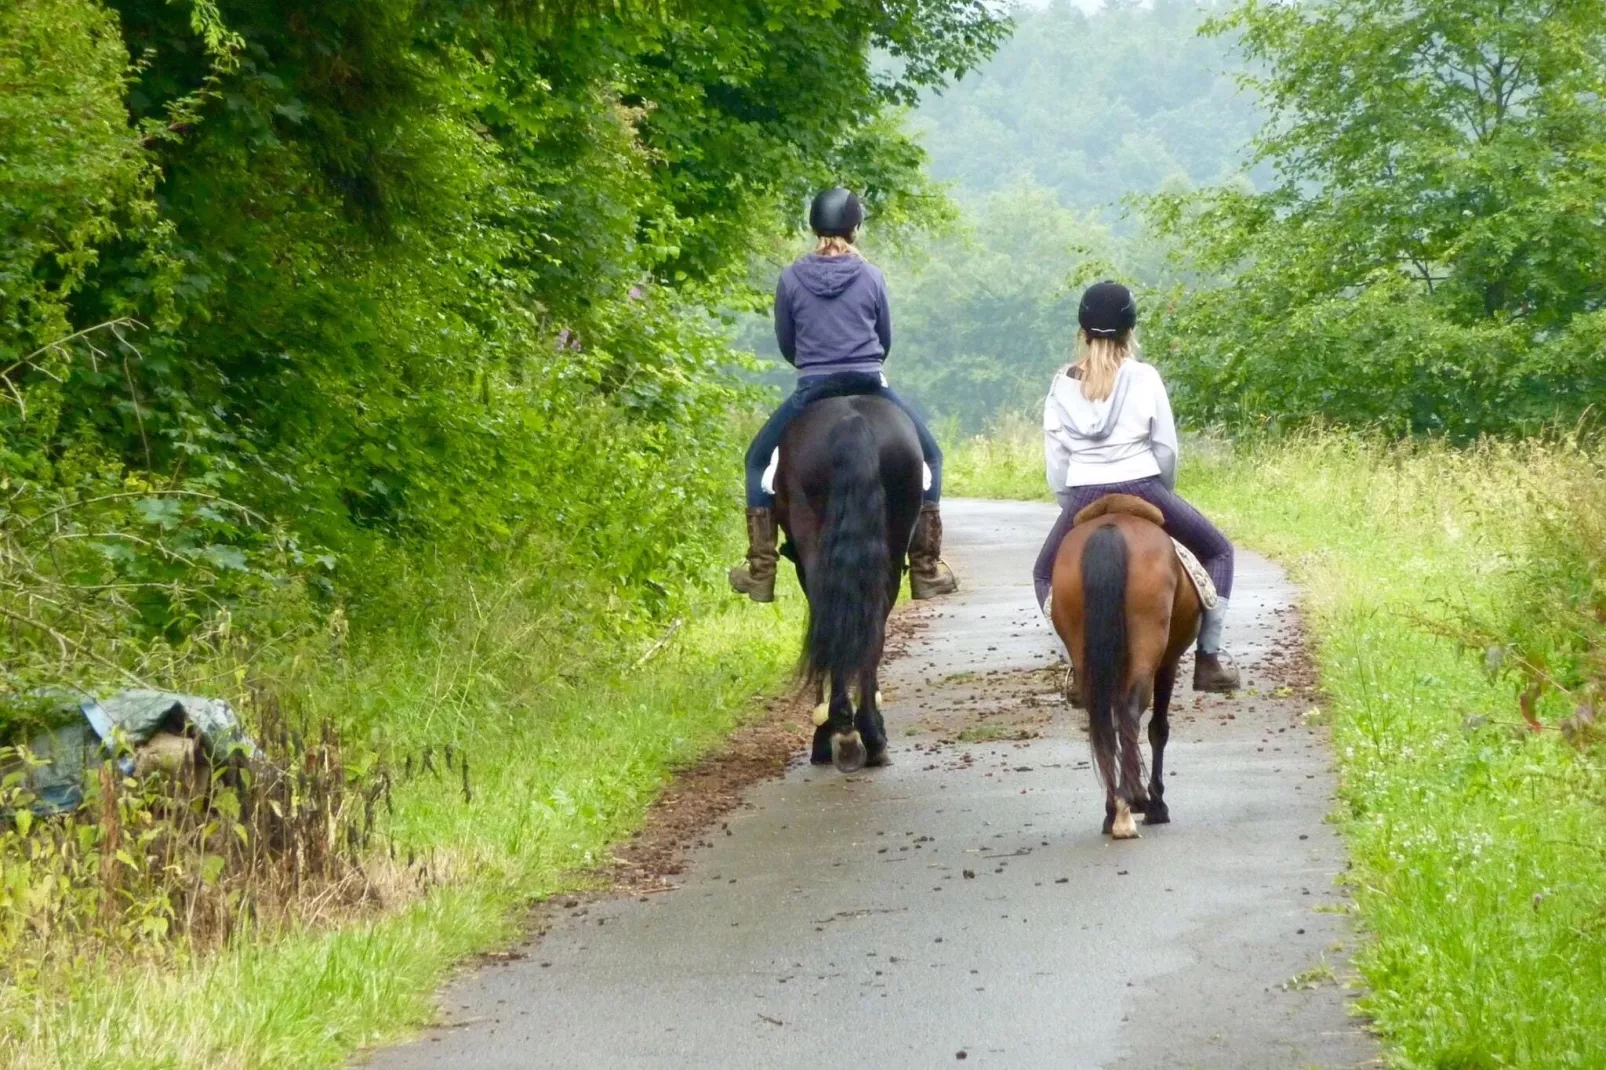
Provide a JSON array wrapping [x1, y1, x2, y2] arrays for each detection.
[[0, 0, 1007, 690], [911, 0, 1264, 225], [880, 182, 1115, 429], [1149, 0, 1606, 436]]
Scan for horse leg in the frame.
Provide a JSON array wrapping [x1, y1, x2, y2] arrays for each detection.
[[856, 575, 896, 768], [1145, 663, 1175, 826], [1100, 676, 1145, 840], [827, 673, 867, 773], [809, 674, 834, 766], [855, 669, 888, 767], [1119, 681, 1150, 814], [1097, 719, 1132, 837]]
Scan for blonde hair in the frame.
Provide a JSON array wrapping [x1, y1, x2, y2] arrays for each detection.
[[1073, 328, 1139, 401], [814, 234, 861, 258]]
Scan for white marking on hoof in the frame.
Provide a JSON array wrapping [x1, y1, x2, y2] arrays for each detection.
[[1111, 801, 1139, 840], [874, 690, 883, 707], [831, 730, 867, 773], [812, 702, 830, 727]]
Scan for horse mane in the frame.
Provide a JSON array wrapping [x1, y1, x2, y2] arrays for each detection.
[[1073, 493, 1163, 529]]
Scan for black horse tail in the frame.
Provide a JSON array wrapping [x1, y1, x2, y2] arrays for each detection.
[[1081, 523, 1128, 790], [805, 413, 889, 690]]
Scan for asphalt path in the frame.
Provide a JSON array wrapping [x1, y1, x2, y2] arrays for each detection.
[[364, 498, 1376, 1069]]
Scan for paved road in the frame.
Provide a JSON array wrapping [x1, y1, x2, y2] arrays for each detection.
[[364, 499, 1376, 1069]]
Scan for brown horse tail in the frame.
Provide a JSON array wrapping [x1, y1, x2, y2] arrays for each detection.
[[805, 413, 889, 691], [1080, 522, 1127, 791]]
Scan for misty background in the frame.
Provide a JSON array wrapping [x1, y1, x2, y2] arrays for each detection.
[[744, 0, 1262, 432]]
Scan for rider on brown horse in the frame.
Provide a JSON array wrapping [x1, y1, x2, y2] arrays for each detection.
[[728, 188, 958, 604], [1033, 281, 1240, 693]]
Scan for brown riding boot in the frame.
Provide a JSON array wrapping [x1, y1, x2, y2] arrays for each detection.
[[1193, 652, 1241, 693], [728, 507, 778, 603], [908, 503, 959, 599]]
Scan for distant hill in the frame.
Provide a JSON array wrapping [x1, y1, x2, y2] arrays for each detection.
[[912, 0, 1264, 221]]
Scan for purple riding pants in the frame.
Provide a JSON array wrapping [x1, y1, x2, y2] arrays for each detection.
[[1032, 477, 1235, 611]]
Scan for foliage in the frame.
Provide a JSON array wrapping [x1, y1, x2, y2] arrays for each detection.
[[940, 410, 1049, 499], [1181, 432, 1606, 1068], [875, 182, 1113, 430], [912, 0, 1264, 223], [0, 1, 157, 357], [1, 0, 1006, 693], [1148, 0, 1606, 436], [0, 586, 808, 1068], [1, 700, 391, 988], [1420, 443, 1606, 744]]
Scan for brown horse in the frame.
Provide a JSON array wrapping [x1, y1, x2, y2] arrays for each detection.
[[1049, 494, 1202, 838]]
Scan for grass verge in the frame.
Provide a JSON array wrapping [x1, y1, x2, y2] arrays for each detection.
[[942, 413, 1049, 502], [0, 584, 807, 1068], [950, 424, 1606, 1067]]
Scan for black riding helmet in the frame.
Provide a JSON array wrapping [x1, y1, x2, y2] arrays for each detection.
[[809, 187, 864, 238], [1079, 280, 1138, 337]]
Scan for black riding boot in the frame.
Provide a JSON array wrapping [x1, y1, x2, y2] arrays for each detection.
[[728, 507, 778, 603]]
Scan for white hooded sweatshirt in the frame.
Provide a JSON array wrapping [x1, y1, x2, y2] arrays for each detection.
[[1043, 360, 1179, 506]]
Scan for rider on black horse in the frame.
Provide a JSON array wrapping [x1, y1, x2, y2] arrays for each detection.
[[729, 188, 959, 603]]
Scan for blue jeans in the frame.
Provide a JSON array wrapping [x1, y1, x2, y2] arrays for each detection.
[[745, 373, 942, 507]]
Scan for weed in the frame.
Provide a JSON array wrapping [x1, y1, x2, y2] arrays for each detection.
[[0, 581, 806, 1067], [0, 696, 397, 988], [1283, 961, 1336, 990]]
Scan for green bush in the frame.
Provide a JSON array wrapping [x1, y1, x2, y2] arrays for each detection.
[[1146, 0, 1606, 437]]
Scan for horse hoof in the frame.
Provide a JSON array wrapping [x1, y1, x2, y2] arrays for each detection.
[[1110, 803, 1139, 840], [865, 746, 889, 768], [831, 731, 866, 773], [1143, 805, 1170, 826]]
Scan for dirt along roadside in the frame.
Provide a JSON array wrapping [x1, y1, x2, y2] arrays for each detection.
[[359, 498, 1378, 1069]]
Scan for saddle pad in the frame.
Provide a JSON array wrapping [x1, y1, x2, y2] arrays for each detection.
[[761, 450, 932, 494], [1040, 541, 1217, 617], [1173, 539, 1218, 610]]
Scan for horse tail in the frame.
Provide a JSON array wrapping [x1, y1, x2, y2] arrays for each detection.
[[805, 413, 889, 689], [1081, 523, 1128, 791]]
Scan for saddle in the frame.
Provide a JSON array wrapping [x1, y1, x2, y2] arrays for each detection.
[[1069, 493, 1218, 609], [761, 371, 930, 497], [1073, 493, 1162, 528], [796, 371, 888, 404]]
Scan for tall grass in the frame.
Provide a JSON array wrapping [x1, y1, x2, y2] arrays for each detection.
[[950, 424, 1606, 1066], [1187, 433, 1606, 1068], [941, 412, 1049, 501], [0, 561, 807, 1067]]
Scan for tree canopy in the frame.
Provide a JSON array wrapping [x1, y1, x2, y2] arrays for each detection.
[[0, 0, 1004, 690], [1149, 0, 1606, 436], [912, 0, 1263, 222], [835, 0, 1263, 430]]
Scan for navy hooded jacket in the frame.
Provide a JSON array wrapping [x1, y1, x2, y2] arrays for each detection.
[[773, 253, 891, 378]]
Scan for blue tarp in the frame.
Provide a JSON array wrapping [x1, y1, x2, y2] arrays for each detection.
[[4, 690, 255, 814]]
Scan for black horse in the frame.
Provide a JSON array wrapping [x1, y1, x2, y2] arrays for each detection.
[[774, 392, 924, 772]]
